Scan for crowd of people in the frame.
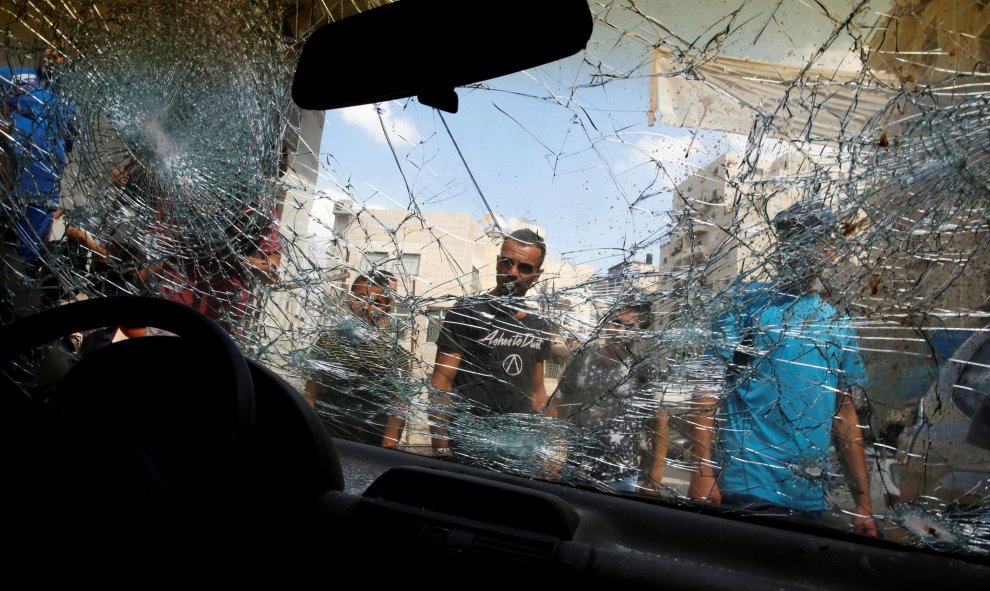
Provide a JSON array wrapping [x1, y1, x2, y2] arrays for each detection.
[[3, 42, 877, 539], [300, 216, 876, 537], [1, 43, 283, 352], [1, 43, 79, 323]]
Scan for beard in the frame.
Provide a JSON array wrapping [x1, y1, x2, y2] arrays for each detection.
[[495, 278, 526, 297]]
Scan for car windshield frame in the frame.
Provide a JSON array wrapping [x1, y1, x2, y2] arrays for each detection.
[[1, 0, 989, 563]]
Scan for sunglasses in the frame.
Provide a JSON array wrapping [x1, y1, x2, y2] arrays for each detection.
[[496, 256, 537, 275], [349, 293, 393, 309], [607, 319, 640, 330]]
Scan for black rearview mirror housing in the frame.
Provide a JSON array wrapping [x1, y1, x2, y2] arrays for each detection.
[[292, 0, 594, 113]]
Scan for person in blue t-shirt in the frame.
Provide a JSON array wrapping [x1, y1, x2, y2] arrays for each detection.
[[1, 43, 78, 321], [688, 203, 877, 537]]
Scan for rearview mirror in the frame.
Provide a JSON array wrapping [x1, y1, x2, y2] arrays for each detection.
[[291, 0, 594, 113]]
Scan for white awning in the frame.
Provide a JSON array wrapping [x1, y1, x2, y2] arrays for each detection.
[[649, 48, 900, 145]]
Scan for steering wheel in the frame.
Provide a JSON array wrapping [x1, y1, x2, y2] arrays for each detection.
[[0, 295, 281, 563], [0, 295, 255, 436]]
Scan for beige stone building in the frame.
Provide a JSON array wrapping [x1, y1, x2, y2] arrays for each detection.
[[657, 152, 807, 302]]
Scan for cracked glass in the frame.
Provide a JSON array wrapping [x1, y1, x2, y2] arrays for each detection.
[[1, 0, 988, 559]]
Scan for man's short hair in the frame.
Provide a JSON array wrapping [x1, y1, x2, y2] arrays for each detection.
[[352, 269, 396, 292], [773, 202, 830, 245], [504, 228, 546, 263], [615, 293, 653, 329]]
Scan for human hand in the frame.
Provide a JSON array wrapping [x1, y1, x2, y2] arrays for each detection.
[[433, 446, 456, 460], [687, 473, 721, 504], [851, 504, 878, 537], [435, 450, 461, 464]]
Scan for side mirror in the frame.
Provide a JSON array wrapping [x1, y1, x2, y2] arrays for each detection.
[[292, 0, 594, 113]]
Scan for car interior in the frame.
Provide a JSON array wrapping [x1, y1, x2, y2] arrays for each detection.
[[1, 0, 989, 587]]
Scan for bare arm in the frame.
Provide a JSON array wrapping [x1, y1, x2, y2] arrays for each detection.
[[133, 260, 163, 287], [381, 413, 406, 449], [643, 408, 670, 494], [686, 394, 722, 503], [530, 361, 549, 414], [65, 226, 108, 262], [832, 391, 877, 537], [52, 210, 109, 262], [243, 249, 281, 285], [302, 380, 320, 409], [429, 346, 462, 458], [382, 350, 415, 448], [546, 388, 563, 419]]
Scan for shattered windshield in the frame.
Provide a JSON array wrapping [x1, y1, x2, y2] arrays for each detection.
[[2, 0, 988, 559]]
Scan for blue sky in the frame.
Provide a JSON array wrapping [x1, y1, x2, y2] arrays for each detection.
[[313, 57, 739, 273], [310, 0, 887, 273]]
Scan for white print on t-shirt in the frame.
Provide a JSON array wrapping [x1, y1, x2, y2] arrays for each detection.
[[11, 72, 39, 85], [502, 354, 524, 376], [478, 329, 544, 350]]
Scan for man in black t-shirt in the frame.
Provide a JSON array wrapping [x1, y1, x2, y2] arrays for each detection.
[[429, 229, 553, 460]]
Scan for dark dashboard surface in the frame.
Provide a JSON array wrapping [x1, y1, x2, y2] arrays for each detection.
[[329, 438, 990, 590]]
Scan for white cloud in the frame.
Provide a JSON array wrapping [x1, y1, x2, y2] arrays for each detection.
[[339, 102, 421, 146], [634, 133, 713, 166], [613, 130, 726, 182]]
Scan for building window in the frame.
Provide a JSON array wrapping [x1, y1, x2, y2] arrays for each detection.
[[471, 267, 481, 292], [362, 251, 421, 277], [362, 251, 389, 273], [399, 253, 421, 276], [426, 309, 445, 343], [544, 363, 562, 380]]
